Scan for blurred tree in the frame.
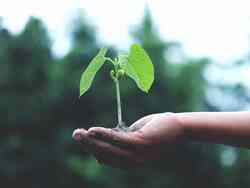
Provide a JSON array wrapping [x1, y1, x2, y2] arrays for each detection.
[[204, 60, 250, 188], [125, 8, 221, 188], [0, 17, 80, 188], [47, 13, 116, 188], [53, 13, 110, 126], [3, 17, 52, 126], [1, 8, 249, 188], [70, 14, 97, 54], [126, 8, 208, 119]]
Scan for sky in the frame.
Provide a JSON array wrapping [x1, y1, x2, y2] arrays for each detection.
[[1, 0, 250, 63]]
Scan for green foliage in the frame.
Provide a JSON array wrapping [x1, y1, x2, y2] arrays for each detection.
[[79, 43, 154, 96], [126, 44, 154, 92], [66, 156, 103, 180], [1, 9, 249, 188], [79, 43, 155, 127], [79, 48, 107, 96]]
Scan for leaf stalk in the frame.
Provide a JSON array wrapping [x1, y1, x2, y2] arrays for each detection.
[[114, 78, 123, 127]]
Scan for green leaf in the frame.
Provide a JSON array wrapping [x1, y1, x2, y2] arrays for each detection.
[[79, 48, 107, 96], [120, 55, 140, 86], [124, 44, 154, 92]]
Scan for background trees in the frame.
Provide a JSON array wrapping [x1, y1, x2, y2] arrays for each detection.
[[0, 9, 249, 188]]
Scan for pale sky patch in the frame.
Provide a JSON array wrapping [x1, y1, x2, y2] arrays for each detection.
[[0, 0, 250, 63]]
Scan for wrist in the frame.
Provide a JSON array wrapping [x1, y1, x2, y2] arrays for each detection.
[[162, 112, 189, 142], [174, 113, 193, 140]]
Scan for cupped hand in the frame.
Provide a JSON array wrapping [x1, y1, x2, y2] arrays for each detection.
[[72, 112, 185, 169]]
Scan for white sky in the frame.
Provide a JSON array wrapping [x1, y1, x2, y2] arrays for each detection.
[[1, 0, 250, 63]]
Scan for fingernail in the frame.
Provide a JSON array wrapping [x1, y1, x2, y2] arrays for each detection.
[[72, 129, 83, 141], [73, 133, 82, 141]]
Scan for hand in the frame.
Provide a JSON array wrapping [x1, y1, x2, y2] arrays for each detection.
[[72, 113, 185, 169]]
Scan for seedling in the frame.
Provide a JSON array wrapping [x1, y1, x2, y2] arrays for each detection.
[[79, 44, 154, 131]]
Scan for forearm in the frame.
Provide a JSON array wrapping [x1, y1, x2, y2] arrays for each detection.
[[176, 112, 250, 148]]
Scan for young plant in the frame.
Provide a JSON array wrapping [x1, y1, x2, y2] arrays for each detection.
[[79, 44, 154, 131]]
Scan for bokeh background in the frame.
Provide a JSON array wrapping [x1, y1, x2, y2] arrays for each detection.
[[1, 1, 250, 188]]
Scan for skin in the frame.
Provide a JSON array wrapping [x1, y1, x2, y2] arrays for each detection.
[[72, 111, 250, 169]]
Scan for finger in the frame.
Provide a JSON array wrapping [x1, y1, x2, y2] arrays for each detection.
[[73, 129, 140, 168], [89, 137, 134, 159], [74, 129, 136, 159], [86, 137, 142, 169], [72, 128, 88, 141], [72, 128, 94, 152], [73, 129, 147, 169], [87, 127, 144, 150]]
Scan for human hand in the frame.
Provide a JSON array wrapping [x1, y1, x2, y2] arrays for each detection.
[[72, 112, 185, 169]]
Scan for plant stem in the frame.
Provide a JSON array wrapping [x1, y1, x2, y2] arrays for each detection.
[[115, 78, 123, 127]]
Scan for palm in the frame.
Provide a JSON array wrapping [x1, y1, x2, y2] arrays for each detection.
[[73, 113, 184, 169]]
